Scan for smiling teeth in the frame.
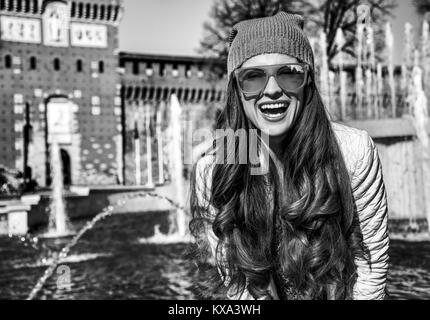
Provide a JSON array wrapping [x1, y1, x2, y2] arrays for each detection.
[[260, 103, 286, 110]]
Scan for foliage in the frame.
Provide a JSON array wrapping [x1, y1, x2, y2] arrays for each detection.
[[413, 0, 430, 16], [200, 0, 396, 70], [0, 166, 21, 195]]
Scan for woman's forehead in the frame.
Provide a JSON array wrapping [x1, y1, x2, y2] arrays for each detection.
[[241, 53, 299, 68]]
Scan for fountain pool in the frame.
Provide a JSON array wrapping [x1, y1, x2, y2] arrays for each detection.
[[0, 210, 198, 299]]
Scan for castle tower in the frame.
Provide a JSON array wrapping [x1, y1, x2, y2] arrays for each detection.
[[0, 0, 124, 186]]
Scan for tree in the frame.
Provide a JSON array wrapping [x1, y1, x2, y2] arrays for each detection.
[[0, 166, 21, 195], [200, 0, 396, 71], [413, 0, 430, 17]]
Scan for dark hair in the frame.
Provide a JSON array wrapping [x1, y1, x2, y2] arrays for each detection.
[[189, 74, 368, 300]]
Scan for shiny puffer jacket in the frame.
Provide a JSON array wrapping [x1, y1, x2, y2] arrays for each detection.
[[194, 121, 390, 300]]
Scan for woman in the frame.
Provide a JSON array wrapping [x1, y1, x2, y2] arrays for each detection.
[[189, 12, 389, 300]]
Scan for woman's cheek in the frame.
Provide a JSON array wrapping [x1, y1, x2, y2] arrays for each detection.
[[241, 99, 259, 125]]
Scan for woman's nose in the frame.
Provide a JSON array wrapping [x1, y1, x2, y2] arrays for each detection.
[[263, 75, 283, 99]]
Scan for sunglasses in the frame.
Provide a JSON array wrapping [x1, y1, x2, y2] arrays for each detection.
[[234, 63, 310, 101]]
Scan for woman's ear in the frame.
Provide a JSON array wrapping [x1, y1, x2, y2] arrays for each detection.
[[305, 81, 315, 106]]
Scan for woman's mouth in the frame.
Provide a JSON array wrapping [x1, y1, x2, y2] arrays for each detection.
[[257, 101, 289, 122]]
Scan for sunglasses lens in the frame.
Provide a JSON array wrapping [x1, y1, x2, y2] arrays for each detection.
[[239, 69, 267, 92], [277, 65, 306, 91]]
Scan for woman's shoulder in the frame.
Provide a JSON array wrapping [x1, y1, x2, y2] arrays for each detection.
[[195, 150, 216, 176], [194, 151, 217, 196], [330, 121, 376, 177]]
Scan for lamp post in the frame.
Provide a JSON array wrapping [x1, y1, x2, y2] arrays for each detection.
[[23, 101, 33, 190], [120, 79, 127, 185]]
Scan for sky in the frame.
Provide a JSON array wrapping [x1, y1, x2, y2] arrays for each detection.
[[118, 0, 423, 65]]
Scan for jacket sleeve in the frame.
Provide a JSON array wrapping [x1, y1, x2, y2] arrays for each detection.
[[351, 131, 389, 300]]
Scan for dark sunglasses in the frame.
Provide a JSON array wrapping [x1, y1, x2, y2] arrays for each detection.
[[234, 63, 310, 100]]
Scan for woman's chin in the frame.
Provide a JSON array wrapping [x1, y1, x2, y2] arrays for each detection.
[[256, 112, 294, 136], [262, 126, 289, 137]]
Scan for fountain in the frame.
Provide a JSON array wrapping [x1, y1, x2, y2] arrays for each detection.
[[422, 19, 430, 95], [402, 23, 415, 114], [145, 103, 154, 187], [133, 119, 141, 185], [139, 94, 191, 243], [335, 28, 347, 120], [24, 91, 193, 300], [156, 101, 165, 185], [376, 63, 383, 119], [355, 22, 377, 119], [365, 68, 373, 118], [42, 137, 72, 238], [366, 26, 377, 118], [385, 22, 396, 117], [26, 190, 190, 300], [355, 24, 365, 118], [408, 51, 430, 233]]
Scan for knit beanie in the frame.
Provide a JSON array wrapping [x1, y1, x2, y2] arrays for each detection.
[[227, 11, 315, 77]]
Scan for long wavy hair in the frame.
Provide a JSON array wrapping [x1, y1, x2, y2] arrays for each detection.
[[189, 72, 368, 300]]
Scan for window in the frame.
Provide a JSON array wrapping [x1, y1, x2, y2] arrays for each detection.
[[133, 87, 141, 100], [145, 62, 153, 76], [106, 5, 112, 20], [132, 61, 139, 75], [78, 2, 83, 18], [76, 59, 83, 72], [98, 61, 104, 73], [53, 58, 60, 71], [24, 0, 30, 13], [163, 88, 169, 101], [85, 3, 90, 18], [190, 89, 196, 101], [184, 88, 190, 101], [142, 87, 148, 100], [156, 87, 162, 100], [100, 5, 105, 19], [185, 64, 191, 78], [148, 87, 154, 100], [91, 96, 100, 105], [4, 55, 12, 69], [177, 88, 183, 100], [172, 64, 179, 77], [197, 89, 203, 101], [159, 63, 165, 77], [29, 56, 37, 70], [71, 2, 76, 17], [197, 65, 204, 78], [113, 6, 119, 20], [93, 4, 98, 19]]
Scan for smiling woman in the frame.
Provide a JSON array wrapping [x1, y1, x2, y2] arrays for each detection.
[[235, 54, 308, 136], [189, 12, 389, 300]]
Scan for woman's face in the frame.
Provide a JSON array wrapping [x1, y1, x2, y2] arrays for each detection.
[[238, 53, 301, 137]]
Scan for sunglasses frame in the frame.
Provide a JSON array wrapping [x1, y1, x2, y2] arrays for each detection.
[[234, 63, 311, 101]]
